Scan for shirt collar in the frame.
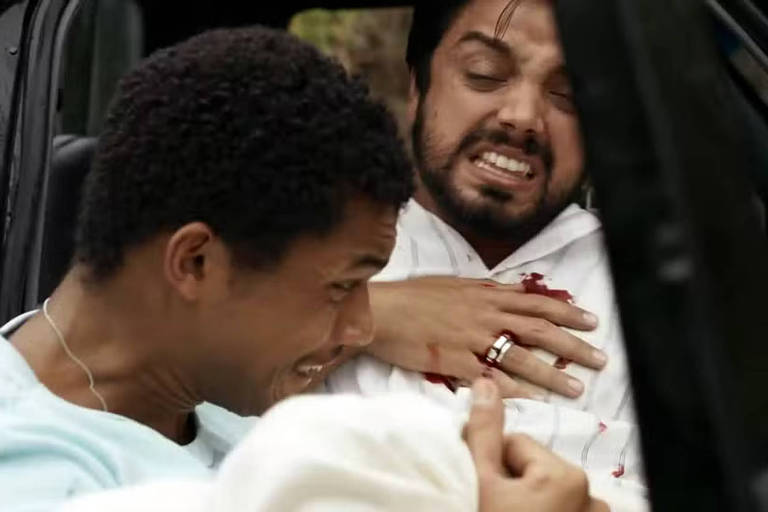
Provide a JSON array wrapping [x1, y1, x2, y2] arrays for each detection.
[[0, 311, 42, 388], [1, 310, 39, 337], [402, 200, 602, 274]]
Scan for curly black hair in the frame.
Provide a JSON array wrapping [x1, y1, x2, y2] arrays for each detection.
[[75, 26, 414, 280]]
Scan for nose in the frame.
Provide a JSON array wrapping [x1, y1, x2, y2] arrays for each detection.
[[334, 285, 374, 348], [496, 80, 545, 138]]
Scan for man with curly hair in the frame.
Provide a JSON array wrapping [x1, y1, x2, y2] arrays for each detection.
[[0, 25, 413, 509]]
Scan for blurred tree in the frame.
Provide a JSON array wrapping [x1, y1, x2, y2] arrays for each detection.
[[290, 8, 413, 147]]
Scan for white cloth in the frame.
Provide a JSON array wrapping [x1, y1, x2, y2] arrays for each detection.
[[325, 200, 647, 500], [59, 393, 648, 512], [59, 393, 478, 512]]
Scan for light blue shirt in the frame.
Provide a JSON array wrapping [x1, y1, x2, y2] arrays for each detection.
[[0, 312, 255, 511]]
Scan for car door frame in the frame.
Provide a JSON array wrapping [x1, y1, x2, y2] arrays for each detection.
[[555, 0, 768, 509], [0, 0, 83, 321]]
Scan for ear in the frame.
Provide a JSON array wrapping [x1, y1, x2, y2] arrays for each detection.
[[163, 222, 226, 302], [407, 71, 420, 127]]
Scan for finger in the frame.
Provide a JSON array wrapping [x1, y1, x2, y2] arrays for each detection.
[[499, 315, 607, 370], [492, 291, 599, 331], [487, 367, 547, 400], [475, 279, 525, 293], [502, 433, 562, 477], [465, 379, 506, 476], [497, 343, 585, 398]]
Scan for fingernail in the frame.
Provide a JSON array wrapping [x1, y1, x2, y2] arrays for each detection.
[[593, 349, 608, 366], [472, 379, 496, 405], [583, 312, 598, 327], [567, 378, 584, 394]]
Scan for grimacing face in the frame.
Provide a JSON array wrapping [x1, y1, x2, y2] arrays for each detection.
[[412, 0, 585, 237], [197, 198, 397, 416]]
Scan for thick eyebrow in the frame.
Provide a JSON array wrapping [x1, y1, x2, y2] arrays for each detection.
[[456, 31, 512, 58]]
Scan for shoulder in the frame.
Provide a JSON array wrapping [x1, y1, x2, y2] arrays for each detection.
[[0, 417, 113, 511], [0, 336, 40, 401]]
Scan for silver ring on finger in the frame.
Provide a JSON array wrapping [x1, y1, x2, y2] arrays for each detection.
[[485, 334, 515, 368]]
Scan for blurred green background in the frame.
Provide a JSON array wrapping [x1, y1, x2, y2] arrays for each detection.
[[290, 8, 413, 142]]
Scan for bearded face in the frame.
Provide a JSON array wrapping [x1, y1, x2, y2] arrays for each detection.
[[410, 0, 586, 238]]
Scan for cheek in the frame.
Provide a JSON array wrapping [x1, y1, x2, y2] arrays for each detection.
[[272, 305, 339, 366], [423, 78, 496, 149], [265, 307, 339, 403]]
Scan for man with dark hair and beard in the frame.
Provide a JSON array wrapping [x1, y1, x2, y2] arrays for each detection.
[[326, 0, 648, 505]]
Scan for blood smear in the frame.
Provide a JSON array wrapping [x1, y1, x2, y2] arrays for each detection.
[[424, 373, 458, 392], [424, 343, 458, 391], [427, 343, 440, 372], [521, 272, 574, 303], [521, 273, 575, 369], [425, 274, 576, 388], [612, 464, 626, 478]]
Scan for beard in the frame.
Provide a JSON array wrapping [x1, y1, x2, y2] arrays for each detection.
[[412, 100, 581, 240]]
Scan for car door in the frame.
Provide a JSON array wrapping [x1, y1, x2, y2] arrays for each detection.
[[556, 0, 768, 509]]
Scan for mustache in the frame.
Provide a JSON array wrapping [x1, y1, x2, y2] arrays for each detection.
[[457, 129, 554, 171]]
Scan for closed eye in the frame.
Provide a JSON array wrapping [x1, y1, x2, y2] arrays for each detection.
[[329, 281, 362, 303], [548, 90, 576, 113], [334, 281, 359, 292], [466, 72, 505, 83], [465, 72, 507, 92]]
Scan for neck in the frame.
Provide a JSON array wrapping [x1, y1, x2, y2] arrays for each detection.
[[10, 268, 200, 444], [413, 187, 535, 269]]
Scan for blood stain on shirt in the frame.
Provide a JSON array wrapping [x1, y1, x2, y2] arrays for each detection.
[[521, 272, 574, 303], [612, 464, 626, 478]]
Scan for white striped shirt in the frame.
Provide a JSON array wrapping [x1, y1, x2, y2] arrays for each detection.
[[326, 199, 647, 503]]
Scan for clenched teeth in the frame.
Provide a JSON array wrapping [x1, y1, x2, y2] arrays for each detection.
[[295, 363, 327, 378], [477, 151, 533, 178]]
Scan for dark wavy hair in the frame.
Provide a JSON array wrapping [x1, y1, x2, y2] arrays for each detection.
[[75, 26, 414, 280], [406, 0, 521, 94]]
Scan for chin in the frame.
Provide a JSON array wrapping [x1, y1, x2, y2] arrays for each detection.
[[459, 190, 537, 217]]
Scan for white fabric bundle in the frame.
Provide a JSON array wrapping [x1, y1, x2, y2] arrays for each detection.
[[327, 356, 649, 511], [59, 393, 476, 512], [59, 392, 648, 512]]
